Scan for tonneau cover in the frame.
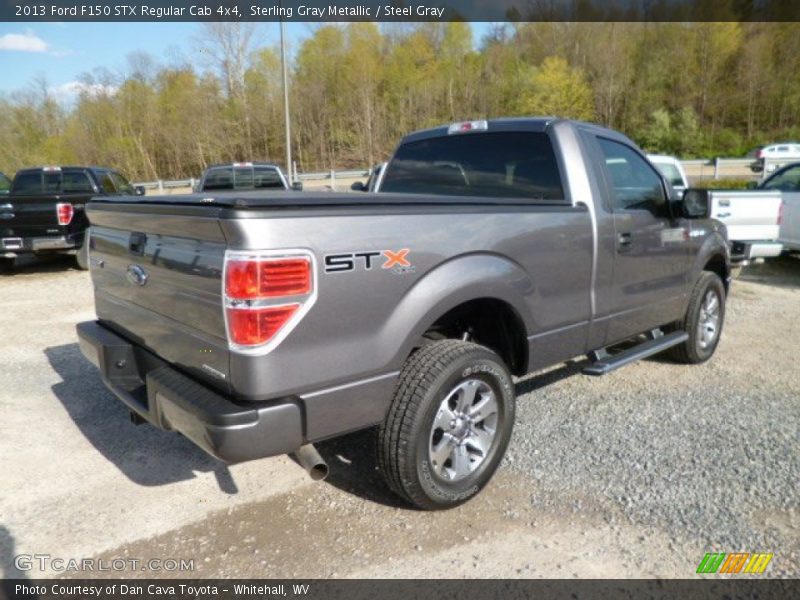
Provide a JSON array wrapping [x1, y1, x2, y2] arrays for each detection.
[[87, 190, 565, 209]]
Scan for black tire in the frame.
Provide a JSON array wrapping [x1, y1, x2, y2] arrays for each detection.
[[377, 340, 516, 510], [669, 271, 726, 364], [75, 233, 89, 270], [0, 257, 13, 272]]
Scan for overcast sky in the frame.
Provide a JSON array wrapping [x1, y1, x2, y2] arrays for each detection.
[[0, 22, 492, 101]]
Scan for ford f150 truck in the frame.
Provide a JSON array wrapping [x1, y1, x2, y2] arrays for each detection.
[[747, 162, 800, 253], [76, 118, 730, 509], [702, 188, 783, 267], [1, 166, 143, 270], [195, 162, 302, 193]]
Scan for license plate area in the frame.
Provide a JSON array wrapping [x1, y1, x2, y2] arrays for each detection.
[[1, 238, 22, 250]]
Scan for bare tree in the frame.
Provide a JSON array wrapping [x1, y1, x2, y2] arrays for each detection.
[[196, 23, 258, 99]]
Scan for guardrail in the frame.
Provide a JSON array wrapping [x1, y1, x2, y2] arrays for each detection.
[[134, 169, 371, 192], [136, 158, 794, 192]]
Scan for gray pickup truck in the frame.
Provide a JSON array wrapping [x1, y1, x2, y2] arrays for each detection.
[[76, 118, 730, 509]]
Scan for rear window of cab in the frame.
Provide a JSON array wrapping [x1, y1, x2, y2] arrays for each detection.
[[380, 132, 565, 202], [202, 166, 285, 191]]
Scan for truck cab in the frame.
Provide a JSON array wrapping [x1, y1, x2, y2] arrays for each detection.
[[196, 162, 302, 193]]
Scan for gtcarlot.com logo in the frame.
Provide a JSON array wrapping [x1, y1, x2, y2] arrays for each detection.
[[14, 553, 194, 572]]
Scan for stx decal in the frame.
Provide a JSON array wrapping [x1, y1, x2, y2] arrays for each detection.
[[382, 249, 410, 269], [325, 249, 412, 273], [696, 552, 773, 574]]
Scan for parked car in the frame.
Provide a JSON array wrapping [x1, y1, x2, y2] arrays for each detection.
[[749, 142, 800, 174], [77, 117, 729, 510], [749, 161, 800, 253], [0, 166, 143, 270], [196, 162, 302, 193], [350, 162, 387, 192], [0, 172, 10, 195], [648, 154, 690, 194], [702, 188, 783, 266]]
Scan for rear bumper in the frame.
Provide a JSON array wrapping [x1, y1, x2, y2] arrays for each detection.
[[730, 240, 783, 262], [76, 320, 304, 463], [1, 234, 80, 255]]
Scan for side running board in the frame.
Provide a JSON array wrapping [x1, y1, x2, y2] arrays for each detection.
[[582, 330, 689, 376]]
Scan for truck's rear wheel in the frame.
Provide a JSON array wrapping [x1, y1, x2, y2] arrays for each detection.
[[75, 233, 89, 270], [0, 257, 13, 272], [377, 340, 515, 510], [669, 271, 726, 364]]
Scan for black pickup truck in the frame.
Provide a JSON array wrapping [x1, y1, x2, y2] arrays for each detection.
[[0, 166, 142, 270]]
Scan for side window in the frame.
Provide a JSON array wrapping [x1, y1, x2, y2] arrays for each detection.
[[762, 165, 800, 191], [597, 138, 666, 213], [61, 171, 94, 193], [97, 173, 116, 194], [109, 172, 134, 194]]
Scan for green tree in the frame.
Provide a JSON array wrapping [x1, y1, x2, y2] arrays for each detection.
[[517, 56, 595, 120]]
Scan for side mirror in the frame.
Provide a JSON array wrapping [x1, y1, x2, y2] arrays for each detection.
[[134, 185, 146, 196], [681, 188, 710, 219], [291, 181, 303, 191], [350, 181, 366, 192], [745, 180, 758, 190]]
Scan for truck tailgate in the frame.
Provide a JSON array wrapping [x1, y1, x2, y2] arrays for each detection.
[[709, 190, 782, 242], [87, 203, 231, 391], [0, 195, 73, 237]]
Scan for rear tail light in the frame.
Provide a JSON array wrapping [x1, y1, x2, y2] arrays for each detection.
[[56, 203, 73, 226], [226, 257, 311, 299], [778, 201, 784, 226], [223, 252, 316, 351], [226, 304, 300, 346], [756, 149, 763, 159]]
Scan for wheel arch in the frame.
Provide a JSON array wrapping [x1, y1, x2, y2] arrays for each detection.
[[692, 232, 731, 293], [382, 253, 534, 375]]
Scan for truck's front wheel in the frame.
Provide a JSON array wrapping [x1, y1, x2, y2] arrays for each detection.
[[669, 271, 726, 364], [378, 340, 515, 510]]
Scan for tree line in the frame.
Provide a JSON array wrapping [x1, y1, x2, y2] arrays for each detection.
[[2, 22, 799, 181]]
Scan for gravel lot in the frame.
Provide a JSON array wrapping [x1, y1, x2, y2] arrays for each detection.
[[1, 254, 798, 579]]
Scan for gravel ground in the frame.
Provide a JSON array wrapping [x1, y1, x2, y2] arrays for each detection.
[[0, 253, 798, 579]]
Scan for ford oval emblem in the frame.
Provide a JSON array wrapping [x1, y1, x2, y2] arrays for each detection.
[[126, 264, 148, 286]]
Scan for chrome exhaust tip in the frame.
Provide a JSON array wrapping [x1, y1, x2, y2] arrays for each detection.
[[291, 444, 329, 481]]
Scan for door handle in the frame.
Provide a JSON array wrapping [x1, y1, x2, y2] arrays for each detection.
[[617, 232, 632, 248], [716, 212, 731, 218], [129, 231, 147, 256]]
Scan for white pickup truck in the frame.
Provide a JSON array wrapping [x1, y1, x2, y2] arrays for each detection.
[[754, 162, 800, 253], [647, 154, 783, 265], [703, 189, 783, 266]]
